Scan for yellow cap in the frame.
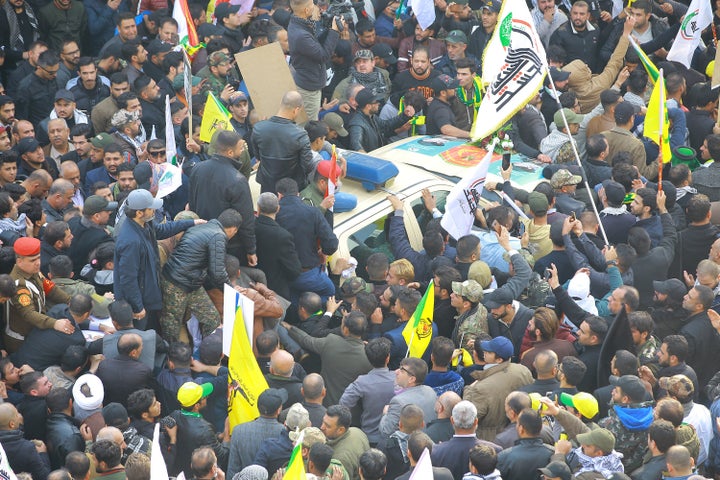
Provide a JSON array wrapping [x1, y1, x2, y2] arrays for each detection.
[[177, 382, 214, 408]]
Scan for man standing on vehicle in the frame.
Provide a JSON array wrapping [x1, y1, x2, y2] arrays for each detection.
[[347, 88, 415, 152], [288, 0, 343, 121]]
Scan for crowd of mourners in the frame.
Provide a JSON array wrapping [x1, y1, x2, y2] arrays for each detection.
[[3, 0, 720, 478]]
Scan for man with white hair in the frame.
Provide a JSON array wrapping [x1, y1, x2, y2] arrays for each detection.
[[430, 400, 501, 480]]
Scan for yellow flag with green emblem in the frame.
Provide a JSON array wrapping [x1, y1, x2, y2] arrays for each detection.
[[402, 280, 434, 358], [200, 92, 233, 143]]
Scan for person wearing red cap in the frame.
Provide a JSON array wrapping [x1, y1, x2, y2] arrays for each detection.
[[5, 236, 73, 353], [300, 158, 343, 225]]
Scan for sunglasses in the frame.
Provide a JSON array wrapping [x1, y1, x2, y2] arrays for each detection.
[[148, 150, 166, 157]]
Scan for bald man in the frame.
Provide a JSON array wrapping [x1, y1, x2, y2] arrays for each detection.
[[281, 373, 327, 428], [425, 391, 462, 443], [97, 426, 128, 450], [0, 403, 52, 479], [60, 160, 84, 207], [20, 168, 53, 199], [265, 349, 303, 409], [95, 333, 154, 406]]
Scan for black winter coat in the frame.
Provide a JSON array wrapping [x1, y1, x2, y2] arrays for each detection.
[[46, 412, 84, 469], [0, 429, 51, 480]]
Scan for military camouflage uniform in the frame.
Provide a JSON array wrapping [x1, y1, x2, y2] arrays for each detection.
[[598, 402, 654, 472], [159, 276, 221, 343], [5, 264, 71, 353], [452, 303, 489, 350], [637, 336, 660, 371]]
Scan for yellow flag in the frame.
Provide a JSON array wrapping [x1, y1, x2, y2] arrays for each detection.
[[283, 434, 306, 480], [644, 69, 671, 163], [200, 92, 233, 143], [227, 290, 269, 430], [402, 280, 435, 358]]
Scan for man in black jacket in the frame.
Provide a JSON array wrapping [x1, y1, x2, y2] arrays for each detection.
[[171, 382, 229, 477], [255, 192, 302, 300], [347, 88, 414, 152], [679, 285, 720, 397], [160, 209, 242, 342], [0, 403, 51, 479], [287, 0, 342, 120], [45, 387, 84, 469], [548, 1, 601, 73], [252, 91, 316, 194], [67, 195, 116, 275], [189, 130, 256, 265]]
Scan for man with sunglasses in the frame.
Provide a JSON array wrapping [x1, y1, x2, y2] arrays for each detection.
[[14, 49, 60, 126]]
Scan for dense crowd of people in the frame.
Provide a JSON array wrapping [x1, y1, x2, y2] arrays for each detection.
[[1, 0, 720, 478]]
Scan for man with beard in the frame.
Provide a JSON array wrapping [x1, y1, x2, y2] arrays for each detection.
[[121, 40, 148, 87], [15, 49, 60, 126], [109, 109, 143, 164], [0, 96, 16, 129], [549, 1, 600, 73], [60, 123, 92, 165], [426, 74, 470, 138], [397, 21, 446, 72], [56, 39, 80, 89], [135, 75, 164, 140], [70, 57, 111, 114], [17, 137, 59, 179], [468, 0, 500, 69], [678, 286, 720, 393], [347, 88, 415, 153], [85, 143, 123, 194], [37, 90, 88, 147], [91, 72, 130, 135], [332, 49, 392, 103], [531, 0, 566, 47], [639, 335, 699, 400], [392, 46, 440, 100], [78, 132, 113, 187]]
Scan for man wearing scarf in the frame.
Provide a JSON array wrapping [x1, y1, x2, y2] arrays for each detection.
[[552, 428, 625, 477], [0, 0, 40, 76], [598, 375, 654, 472], [332, 49, 391, 103]]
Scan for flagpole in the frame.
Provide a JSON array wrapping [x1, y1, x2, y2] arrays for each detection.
[[657, 68, 664, 190], [544, 65, 610, 247]]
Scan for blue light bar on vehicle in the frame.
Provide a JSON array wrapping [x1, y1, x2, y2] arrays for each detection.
[[344, 152, 399, 191]]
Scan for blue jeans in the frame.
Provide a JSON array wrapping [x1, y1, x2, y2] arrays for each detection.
[[290, 267, 336, 304]]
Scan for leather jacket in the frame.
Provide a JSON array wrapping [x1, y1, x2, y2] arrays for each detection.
[[347, 110, 410, 152]]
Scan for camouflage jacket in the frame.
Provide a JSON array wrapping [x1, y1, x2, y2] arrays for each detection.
[[452, 303, 489, 349], [637, 336, 660, 368], [598, 402, 654, 472]]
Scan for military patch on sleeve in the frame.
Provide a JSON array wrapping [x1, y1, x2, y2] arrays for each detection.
[[17, 294, 31, 307]]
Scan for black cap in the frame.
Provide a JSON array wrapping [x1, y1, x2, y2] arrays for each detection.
[[653, 278, 687, 302], [257, 388, 287, 414], [371, 43, 397, 64], [17, 138, 40, 156], [614, 101, 638, 124], [610, 375, 647, 403], [147, 38, 173, 56], [102, 402, 129, 428], [356, 88, 382, 108], [602, 179, 626, 207]]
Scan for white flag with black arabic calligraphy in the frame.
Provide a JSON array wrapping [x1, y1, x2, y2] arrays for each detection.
[[471, 0, 547, 141]]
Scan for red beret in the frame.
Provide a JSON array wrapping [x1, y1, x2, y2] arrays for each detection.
[[14, 237, 41, 257], [317, 160, 341, 179]]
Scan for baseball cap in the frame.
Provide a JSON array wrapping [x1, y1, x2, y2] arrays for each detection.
[[479, 336, 513, 360], [354, 49, 373, 61], [126, 189, 163, 210], [658, 374, 694, 401], [340, 276, 368, 298], [133, 162, 153, 190], [301, 426, 327, 447], [371, 43, 397, 64], [111, 109, 140, 129], [559, 392, 599, 419], [577, 428, 616, 454], [356, 88, 382, 108], [54, 89, 75, 103], [445, 30, 468, 44], [653, 278, 687, 302], [258, 388, 288, 415], [548, 66, 570, 83], [177, 382, 214, 408], [451, 279, 483, 303], [197, 22, 223, 39], [215, 2, 240, 21], [610, 375, 647, 403], [527, 191, 549, 216], [553, 107, 583, 126], [614, 101, 638, 124], [84, 195, 118, 216], [602, 179, 626, 207], [323, 112, 348, 137], [147, 38, 173, 56], [13, 237, 40, 257], [172, 74, 202, 91], [538, 462, 572, 480], [481, 0, 501, 12], [483, 288, 514, 310], [229, 91, 248, 106], [317, 159, 342, 179], [285, 403, 311, 433], [208, 51, 232, 67], [600, 89, 622, 106], [468, 260, 492, 289], [102, 402, 129, 427], [435, 74, 460, 94], [17, 137, 40, 156], [91, 132, 115, 149], [550, 169, 582, 189]]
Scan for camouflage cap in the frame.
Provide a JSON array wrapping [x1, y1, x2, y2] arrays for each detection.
[[659, 374, 694, 402], [208, 51, 232, 67], [451, 279, 483, 303], [467, 261, 492, 289], [110, 109, 140, 129], [340, 276, 369, 298], [550, 168, 582, 189]]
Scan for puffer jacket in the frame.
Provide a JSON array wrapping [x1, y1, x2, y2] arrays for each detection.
[[163, 219, 229, 292], [252, 116, 315, 192], [46, 412, 85, 469], [0, 429, 51, 480], [288, 15, 339, 91]]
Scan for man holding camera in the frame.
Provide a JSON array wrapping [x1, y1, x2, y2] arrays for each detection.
[[288, 0, 343, 121]]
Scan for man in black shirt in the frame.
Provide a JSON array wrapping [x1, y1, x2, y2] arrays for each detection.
[[426, 74, 470, 139]]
